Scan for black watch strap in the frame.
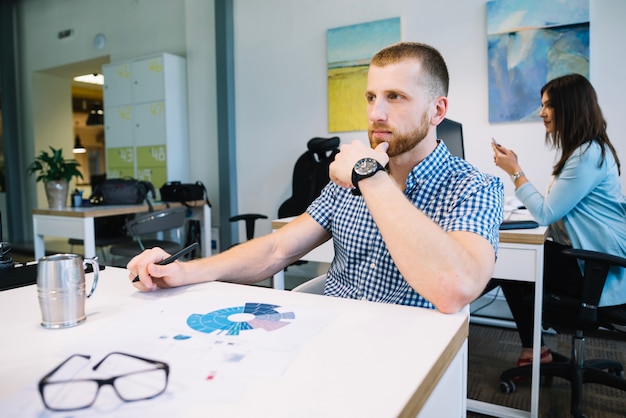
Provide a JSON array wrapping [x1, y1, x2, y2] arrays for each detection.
[[351, 159, 385, 196]]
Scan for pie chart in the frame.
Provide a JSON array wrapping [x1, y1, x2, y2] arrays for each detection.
[[187, 302, 295, 335]]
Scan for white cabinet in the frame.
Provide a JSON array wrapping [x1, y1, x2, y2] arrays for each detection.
[[102, 53, 190, 192]]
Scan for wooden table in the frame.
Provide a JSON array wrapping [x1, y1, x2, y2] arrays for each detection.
[[0, 267, 468, 417], [32, 201, 211, 260]]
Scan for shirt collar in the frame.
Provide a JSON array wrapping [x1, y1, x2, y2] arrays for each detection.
[[405, 140, 452, 192]]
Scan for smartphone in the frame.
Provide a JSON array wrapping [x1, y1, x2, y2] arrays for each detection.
[[491, 138, 504, 151]]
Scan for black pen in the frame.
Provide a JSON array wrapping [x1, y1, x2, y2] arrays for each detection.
[[132, 242, 199, 282]]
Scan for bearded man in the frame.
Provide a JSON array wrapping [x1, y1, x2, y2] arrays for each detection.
[[128, 42, 503, 314]]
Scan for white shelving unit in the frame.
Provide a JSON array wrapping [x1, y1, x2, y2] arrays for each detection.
[[102, 53, 190, 194]]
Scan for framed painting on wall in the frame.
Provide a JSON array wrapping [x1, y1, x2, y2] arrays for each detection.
[[487, 0, 589, 123], [327, 17, 401, 132]]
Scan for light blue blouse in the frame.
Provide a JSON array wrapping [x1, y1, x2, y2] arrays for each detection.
[[516, 141, 626, 306]]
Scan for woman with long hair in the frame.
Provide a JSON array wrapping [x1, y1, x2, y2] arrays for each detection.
[[492, 73, 626, 370]]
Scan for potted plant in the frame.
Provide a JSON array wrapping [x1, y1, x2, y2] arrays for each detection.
[[27, 146, 83, 209]]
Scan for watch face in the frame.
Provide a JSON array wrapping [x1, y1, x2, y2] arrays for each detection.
[[354, 158, 379, 175]]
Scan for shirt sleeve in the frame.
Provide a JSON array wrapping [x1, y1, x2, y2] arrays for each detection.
[[443, 173, 504, 253], [306, 182, 340, 232], [516, 142, 606, 225]]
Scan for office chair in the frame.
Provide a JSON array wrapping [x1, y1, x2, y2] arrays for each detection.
[[291, 274, 326, 294], [109, 207, 188, 266], [278, 136, 340, 218], [229, 136, 340, 245], [499, 248, 626, 418]]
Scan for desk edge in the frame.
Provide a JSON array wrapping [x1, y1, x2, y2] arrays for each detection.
[[399, 315, 469, 417], [33, 201, 207, 218], [499, 228, 547, 245]]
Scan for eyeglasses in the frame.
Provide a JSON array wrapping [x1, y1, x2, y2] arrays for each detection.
[[38, 352, 169, 412]]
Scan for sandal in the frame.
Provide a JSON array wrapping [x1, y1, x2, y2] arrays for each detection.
[[511, 348, 553, 384], [516, 348, 553, 367]]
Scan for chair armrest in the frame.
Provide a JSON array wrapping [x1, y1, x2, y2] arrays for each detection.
[[229, 214, 268, 241], [562, 248, 626, 269]]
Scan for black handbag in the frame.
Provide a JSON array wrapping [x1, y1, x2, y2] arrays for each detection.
[[160, 181, 212, 207], [90, 178, 155, 207]]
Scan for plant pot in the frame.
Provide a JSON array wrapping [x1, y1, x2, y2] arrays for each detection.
[[44, 180, 69, 209]]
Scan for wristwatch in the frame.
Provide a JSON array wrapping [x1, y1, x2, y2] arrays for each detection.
[[511, 171, 525, 182], [351, 157, 385, 196]]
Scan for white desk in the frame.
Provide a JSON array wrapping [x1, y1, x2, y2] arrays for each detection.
[[0, 267, 468, 417], [32, 201, 211, 260], [271, 217, 548, 418]]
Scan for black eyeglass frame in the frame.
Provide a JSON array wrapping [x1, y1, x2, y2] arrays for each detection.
[[38, 351, 170, 412]]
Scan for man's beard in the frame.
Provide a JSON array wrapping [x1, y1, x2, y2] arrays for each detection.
[[368, 111, 430, 157]]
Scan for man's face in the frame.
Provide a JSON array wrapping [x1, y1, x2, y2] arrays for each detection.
[[366, 60, 432, 157]]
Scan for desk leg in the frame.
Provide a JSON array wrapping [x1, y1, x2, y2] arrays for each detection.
[[273, 270, 285, 290], [202, 204, 211, 257], [83, 217, 96, 259], [33, 217, 45, 261], [188, 204, 212, 258], [529, 245, 544, 418]]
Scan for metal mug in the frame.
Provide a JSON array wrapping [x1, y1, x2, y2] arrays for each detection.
[[37, 254, 99, 329]]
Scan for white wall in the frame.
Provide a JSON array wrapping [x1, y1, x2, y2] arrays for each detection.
[[14, 0, 626, 243], [233, 0, 626, 238]]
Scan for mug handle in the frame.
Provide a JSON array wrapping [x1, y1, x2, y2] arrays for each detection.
[[83, 257, 99, 298]]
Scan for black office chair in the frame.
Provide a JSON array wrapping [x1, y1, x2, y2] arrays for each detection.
[[499, 248, 626, 418], [229, 136, 340, 244], [109, 207, 188, 266], [278, 136, 340, 218]]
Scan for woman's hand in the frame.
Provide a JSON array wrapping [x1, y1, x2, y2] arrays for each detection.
[[492, 141, 522, 176]]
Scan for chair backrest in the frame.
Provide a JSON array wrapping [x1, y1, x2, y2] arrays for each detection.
[[292, 274, 326, 294], [126, 206, 187, 237], [278, 137, 340, 218]]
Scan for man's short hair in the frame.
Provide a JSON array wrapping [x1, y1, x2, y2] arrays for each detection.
[[371, 42, 449, 99]]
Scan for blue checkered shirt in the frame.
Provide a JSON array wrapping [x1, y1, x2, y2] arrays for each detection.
[[307, 141, 504, 309]]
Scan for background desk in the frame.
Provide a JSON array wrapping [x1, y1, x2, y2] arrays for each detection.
[[32, 201, 211, 260], [0, 267, 468, 417], [468, 226, 547, 418], [271, 217, 548, 418]]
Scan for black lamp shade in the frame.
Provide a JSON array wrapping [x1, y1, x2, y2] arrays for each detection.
[[73, 135, 86, 154]]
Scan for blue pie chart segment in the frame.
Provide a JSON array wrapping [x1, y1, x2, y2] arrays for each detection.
[[187, 302, 295, 335]]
